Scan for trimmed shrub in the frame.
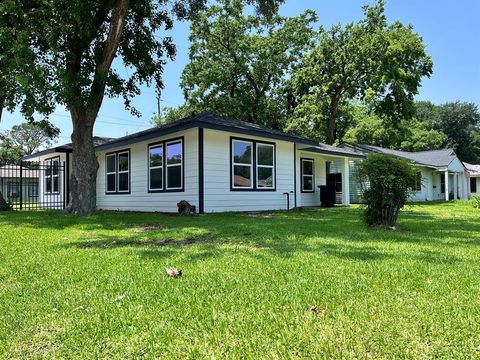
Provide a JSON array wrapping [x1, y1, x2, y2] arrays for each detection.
[[355, 153, 418, 227]]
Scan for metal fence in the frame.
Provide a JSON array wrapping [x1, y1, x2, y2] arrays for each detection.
[[0, 161, 66, 210]]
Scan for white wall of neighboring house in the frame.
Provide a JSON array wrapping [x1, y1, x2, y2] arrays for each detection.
[[203, 129, 295, 212], [28, 152, 69, 209], [95, 128, 199, 212]]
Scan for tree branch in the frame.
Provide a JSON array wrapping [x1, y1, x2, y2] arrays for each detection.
[[87, 0, 130, 123]]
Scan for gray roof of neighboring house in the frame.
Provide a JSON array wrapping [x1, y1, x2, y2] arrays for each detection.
[[465, 163, 480, 177], [0, 165, 39, 178], [23, 136, 115, 160], [342, 143, 461, 169]]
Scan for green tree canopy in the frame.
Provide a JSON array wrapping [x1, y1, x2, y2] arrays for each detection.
[[414, 101, 480, 162], [287, 0, 432, 144], [4, 0, 284, 215], [179, 0, 317, 129], [344, 102, 446, 151]]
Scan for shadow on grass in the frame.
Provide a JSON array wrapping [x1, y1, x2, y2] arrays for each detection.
[[0, 205, 475, 264]]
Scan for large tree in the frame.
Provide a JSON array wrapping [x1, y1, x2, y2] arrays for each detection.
[[415, 101, 480, 162], [5, 0, 282, 215], [286, 0, 433, 144], [343, 102, 446, 151], [179, 0, 316, 129]]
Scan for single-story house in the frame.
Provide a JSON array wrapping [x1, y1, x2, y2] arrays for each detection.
[[24, 112, 363, 212], [341, 143, 470, 201], [0, 165, 39, 204], [465, 163, 480, 197]]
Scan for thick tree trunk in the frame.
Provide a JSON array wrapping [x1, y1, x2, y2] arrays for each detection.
[[65, 115, 98, 215], [326, 112, 336, 145], [326, 96, 340, 145]]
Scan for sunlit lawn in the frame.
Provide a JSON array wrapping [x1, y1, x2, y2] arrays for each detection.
[[0, 202, 479, 358]]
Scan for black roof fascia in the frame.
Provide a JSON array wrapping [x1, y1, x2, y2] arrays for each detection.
[[95, 119, 318, 152], [301, 147, 365, 159], [22, 147, 72, 160]]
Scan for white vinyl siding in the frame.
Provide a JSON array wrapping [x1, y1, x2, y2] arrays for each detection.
[[205, 129, 294, 212], [96, 128, 198, 212]]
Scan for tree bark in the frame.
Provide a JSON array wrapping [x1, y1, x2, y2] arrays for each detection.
[[326, 104, 338, 145], [64, 0, 130, 215], [65, 114, 98, 215]]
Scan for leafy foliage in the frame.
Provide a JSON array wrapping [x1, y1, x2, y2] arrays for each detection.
[[0, 123, 59, 160], [151, 105, 194, 126], [415, 101, 480, 162], [355, 153, 418, 227], [344, 102, 446, 151], [471, 196, 480, 209], [287, 0, 432, 144], [180, 0, 316, 129]]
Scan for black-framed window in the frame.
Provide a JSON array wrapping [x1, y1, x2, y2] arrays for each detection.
[[471, 177, 477, 193], [148, 137, 184, 192], [105, 150, 130, 194], [301, 158, 314, 192], [231, 138, 275, 190], [45, 156, 60, 194], [256, 143, 275, 189], [440, 174, 445, 194]]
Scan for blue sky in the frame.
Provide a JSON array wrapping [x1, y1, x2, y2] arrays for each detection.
[[1, 0, 479, 143]]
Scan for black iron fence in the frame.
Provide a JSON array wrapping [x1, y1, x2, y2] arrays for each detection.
[[0, 160, 66, 210]]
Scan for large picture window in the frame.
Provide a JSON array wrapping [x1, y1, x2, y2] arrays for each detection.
[[105, 150, 130, 194], [301, 158, 314, 192], [148, 138, 184, 192], [231, 138, 275, 190], [45, 157, 60, 194]]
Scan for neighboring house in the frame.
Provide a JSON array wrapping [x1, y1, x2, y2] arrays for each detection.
[[0, 165, 39, 204], [465, 163, 480, 197], [24, 113, 363, 212], [341, 143, 470, 201]]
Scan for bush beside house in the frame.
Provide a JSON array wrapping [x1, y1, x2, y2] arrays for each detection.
[[355, 153, 418, 227]]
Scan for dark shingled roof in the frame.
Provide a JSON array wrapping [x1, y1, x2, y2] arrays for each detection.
[[23, 136, 115, 160], [301, 144, 365, 159], [95, 112, 320, 151], [24, 113, 362, 160], [343, 143, 461, 169]]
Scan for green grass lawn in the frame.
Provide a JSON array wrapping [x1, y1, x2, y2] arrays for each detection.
[[1, 202, 479, 358]]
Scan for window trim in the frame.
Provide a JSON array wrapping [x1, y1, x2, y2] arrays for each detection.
[[147, 136, 185, 193], [300, 158, 315, 193], [105, 153, 117, 193], [440, 174, 445, 194], [117, 150, 130, 193], [230, 136, 276, 192], [256, 142, 275, 190], [148, 143, 164, 192], [44, 156, 61, 195], [105, 149, 130, 195], [471, 177, 477, 193]]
